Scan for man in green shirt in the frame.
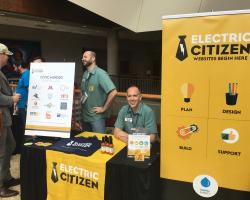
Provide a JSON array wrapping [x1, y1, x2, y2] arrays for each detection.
[[81, 51, 117, 133], [114, 86, 157, 143]]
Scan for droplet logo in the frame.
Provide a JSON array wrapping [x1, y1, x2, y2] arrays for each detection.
[[201, 177, 210, 187], [193, 175, 218, 197]]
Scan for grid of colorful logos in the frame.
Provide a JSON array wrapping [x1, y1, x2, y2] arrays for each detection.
[[25, 62, 75, 138]]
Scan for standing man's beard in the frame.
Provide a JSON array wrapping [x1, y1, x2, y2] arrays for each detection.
[[83, 60, 93, 67]]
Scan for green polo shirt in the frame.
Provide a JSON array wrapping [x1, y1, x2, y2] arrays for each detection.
[[114, 103, 158, 135], [81, 66, 116, 122]]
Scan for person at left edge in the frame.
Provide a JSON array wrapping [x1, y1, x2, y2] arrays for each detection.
[[81, 51, 117, 133], [0, 43, 20, 198]]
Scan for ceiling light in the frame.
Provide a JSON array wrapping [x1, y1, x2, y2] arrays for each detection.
[[0, 13, 6, 16], [45, 20, 52, 23]]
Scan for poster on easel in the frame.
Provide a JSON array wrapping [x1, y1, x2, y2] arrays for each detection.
[[25, 62, 75, 138], [161, 10, 250, 199]]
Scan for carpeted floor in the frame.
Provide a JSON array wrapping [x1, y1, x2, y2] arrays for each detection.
[[0, 154, 21, 200]]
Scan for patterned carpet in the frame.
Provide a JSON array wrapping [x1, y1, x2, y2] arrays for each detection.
[[0, 154, 21, 200]]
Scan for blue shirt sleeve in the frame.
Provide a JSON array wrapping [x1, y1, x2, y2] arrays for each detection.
[[23, 71, 30, 88]]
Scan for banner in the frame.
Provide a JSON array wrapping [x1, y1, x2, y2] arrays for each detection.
[[161, 10, 250, 197], [46, 132, 126, 200], [25, 63, 75, 138]]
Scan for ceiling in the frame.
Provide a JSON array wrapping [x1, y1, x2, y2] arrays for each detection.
[[0, 11, 108, 37], [0, 0, 249, 40], [0, 11, 162, 41], [68, 0, 250, 32], [0, 0, 120, 38], [0, 0, 119, 28]]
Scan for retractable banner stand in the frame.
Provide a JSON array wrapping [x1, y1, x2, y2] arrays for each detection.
[[161, 10, 250, 199], [25, 63, 75, 138]]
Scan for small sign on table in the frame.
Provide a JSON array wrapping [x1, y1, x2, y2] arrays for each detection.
[[127, 134, 150, 161]]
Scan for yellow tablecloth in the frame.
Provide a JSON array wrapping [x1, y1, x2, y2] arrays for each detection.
[[46, 132, 126, 200]]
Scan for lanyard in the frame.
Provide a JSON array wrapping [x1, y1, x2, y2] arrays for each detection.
[[84, 72, 92, 92], [132, 113, 139, 129], [127, 106, 139, 129]]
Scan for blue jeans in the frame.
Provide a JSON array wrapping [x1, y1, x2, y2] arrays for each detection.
[[83, 118, 106, 133]]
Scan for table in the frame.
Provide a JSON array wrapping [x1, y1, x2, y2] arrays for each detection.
[[20, 135, 160, 200], [105, 142, 160, 200], [12, 114, 24, 154]]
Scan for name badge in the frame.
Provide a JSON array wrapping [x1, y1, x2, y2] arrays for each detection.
[[125, 117, 132, 122], [81, 92, 88, 104]]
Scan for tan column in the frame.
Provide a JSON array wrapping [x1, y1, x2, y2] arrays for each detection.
[[107, 30, 119, 75]]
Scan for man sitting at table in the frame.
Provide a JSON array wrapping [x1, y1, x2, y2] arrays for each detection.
[[114, 85, 158, 143]]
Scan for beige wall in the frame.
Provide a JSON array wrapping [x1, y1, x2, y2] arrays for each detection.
[[69, 0, 250, 32]]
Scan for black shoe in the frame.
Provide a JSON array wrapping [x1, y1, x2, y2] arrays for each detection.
[[3, 177, 20, 188], [0, 187, 19, 198]]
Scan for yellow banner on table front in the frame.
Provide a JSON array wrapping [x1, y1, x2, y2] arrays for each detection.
[[161, 11, 250, 192], [46, 132, 125, 200]]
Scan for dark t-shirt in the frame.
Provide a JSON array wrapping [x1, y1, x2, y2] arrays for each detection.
[[49, 136, 101, 157]]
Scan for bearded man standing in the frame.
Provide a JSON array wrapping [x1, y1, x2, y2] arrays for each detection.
[[80, 51, 117, 133]]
